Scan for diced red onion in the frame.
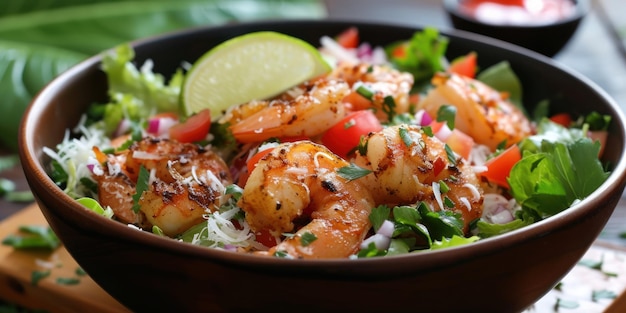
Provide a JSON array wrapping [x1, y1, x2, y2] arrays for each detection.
[[147, 118, 160, 134], [157, 117, 178, 137], [360, 233, 391, 251], [320, 36, 359, 64], [357, 42, 372, 59], [113, 119, 131, 138], [370, 47, 388, 65], [435, 123, 452, 141], [415, 110, 433, 126], [377, 220, 395, 237], [223, 244, 238, 252], [86, 163, 95, 173]]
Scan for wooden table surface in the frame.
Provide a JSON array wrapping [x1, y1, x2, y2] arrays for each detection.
[[1, 0, 626, 311]]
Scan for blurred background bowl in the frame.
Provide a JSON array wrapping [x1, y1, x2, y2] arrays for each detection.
[[18, 19, 626, 313], [443, 0, 589, 56]]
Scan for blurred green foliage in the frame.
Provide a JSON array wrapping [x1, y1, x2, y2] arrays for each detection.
[[0, 0, 324, 151]]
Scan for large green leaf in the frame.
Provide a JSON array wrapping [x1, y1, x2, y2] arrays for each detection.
[[0, 0, 325, 150]]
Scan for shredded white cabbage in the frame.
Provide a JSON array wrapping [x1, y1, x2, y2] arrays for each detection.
[[43, 116, 111, 199]]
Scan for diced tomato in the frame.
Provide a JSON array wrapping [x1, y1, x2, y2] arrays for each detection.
[[321, 110, 383, 159], [480, 144, 522, 189], [446, 129, 475, 160], [109, 134, 131, 150], [343, 91, 373, 111], [449, 52, 477, 78], [246, 148, 274, 174], [428, 121, 445, 134], [391, 42, 408, 59], [169, 109, 211, 143], [433, 157, 446, 177], [255, 229, 279, 248], [336, 27, 359, 49], [589, 130, 608, 157], [549, 113, 572, 128]]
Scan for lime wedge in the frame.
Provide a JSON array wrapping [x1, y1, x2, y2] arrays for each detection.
[[181, 31, 331, 119]]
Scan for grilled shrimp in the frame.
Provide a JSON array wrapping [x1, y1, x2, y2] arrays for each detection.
[[353, 125, 484, 233], [328, 62, 414, 121], [93, 137, 232, 236], [239, 141, 375, 259], [224, 79, 351, 144], [419, 72, 533, 151], [94, 153, 148, 227]]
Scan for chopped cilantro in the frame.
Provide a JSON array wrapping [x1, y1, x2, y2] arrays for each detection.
[[337, 163, 372, 181], [444, 144, 457, 166], [422, 125, 434, 137], [555, 298, 579, 310], [31, 270, 51, 286], [356, 85, 375, 100], [5, 191, 34, 203], [357, 136, 368, 156], [76, 267, 87, 276], [344, 118, 356, 129], [436, 105, 456, 130], [382, 96, 396, 121], [132, 165, 150, 213], [0, 155, 19, 172], [300, 232, 317, 246], [357, 242, 386, 258], [398, 126, 413, 147], [438, 181, 450, 193], [56, 277, 81, 286], [369, 205, 391, 232], [273, 250, 290, 258], [2, 225, 60, 250], [592, 289, 617, 302], [578, 256, 618, 277]]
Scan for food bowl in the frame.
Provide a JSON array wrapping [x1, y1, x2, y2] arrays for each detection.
[[19, 20, 626, 312], [443, 0, 588, 56]]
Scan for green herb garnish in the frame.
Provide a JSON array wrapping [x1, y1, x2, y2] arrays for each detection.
[[337, 163, 372, 181], [131, 165, 150, 213], [300, 232, 317, 246]]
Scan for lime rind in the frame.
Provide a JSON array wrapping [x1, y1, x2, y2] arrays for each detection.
[[181, 31, 331, 119]]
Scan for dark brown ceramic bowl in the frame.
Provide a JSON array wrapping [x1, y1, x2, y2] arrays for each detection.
[[19, 20, 626, 313], [443, 0, 588, 57]]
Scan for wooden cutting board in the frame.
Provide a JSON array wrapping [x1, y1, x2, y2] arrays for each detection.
[[1, 204, 625, 313]]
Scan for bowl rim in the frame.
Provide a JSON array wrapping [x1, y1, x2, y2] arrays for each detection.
[[442, 0, 590, 28], [18, 18, 626, 276]]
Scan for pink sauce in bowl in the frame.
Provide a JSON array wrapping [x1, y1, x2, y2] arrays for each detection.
[[458, 0, 577, 26]]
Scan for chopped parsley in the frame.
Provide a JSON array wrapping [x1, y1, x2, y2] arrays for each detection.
[[444, 144, 457, 166], [300, 232, 317, 246], [382, 95, 396, 121], [131, 165, 150, 213], [398, 126, 413, 147], [31, 270, 51, 286], [356, 85, 375, 100], [273, 250, 289, 258], [337, 163, 372, 181], [436, 105, 456, 130], [592, 289, 617, 302], [2, 225, 60, 250], [56, 277, 81, 286]]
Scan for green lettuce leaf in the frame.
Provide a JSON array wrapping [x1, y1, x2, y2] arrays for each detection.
[[0, 0, 325, 150], [509, 122, 610, 217], [477, 61, 523, 112]]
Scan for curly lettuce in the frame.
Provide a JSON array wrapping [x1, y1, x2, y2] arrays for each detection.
[[98, 44, 185, 134]]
